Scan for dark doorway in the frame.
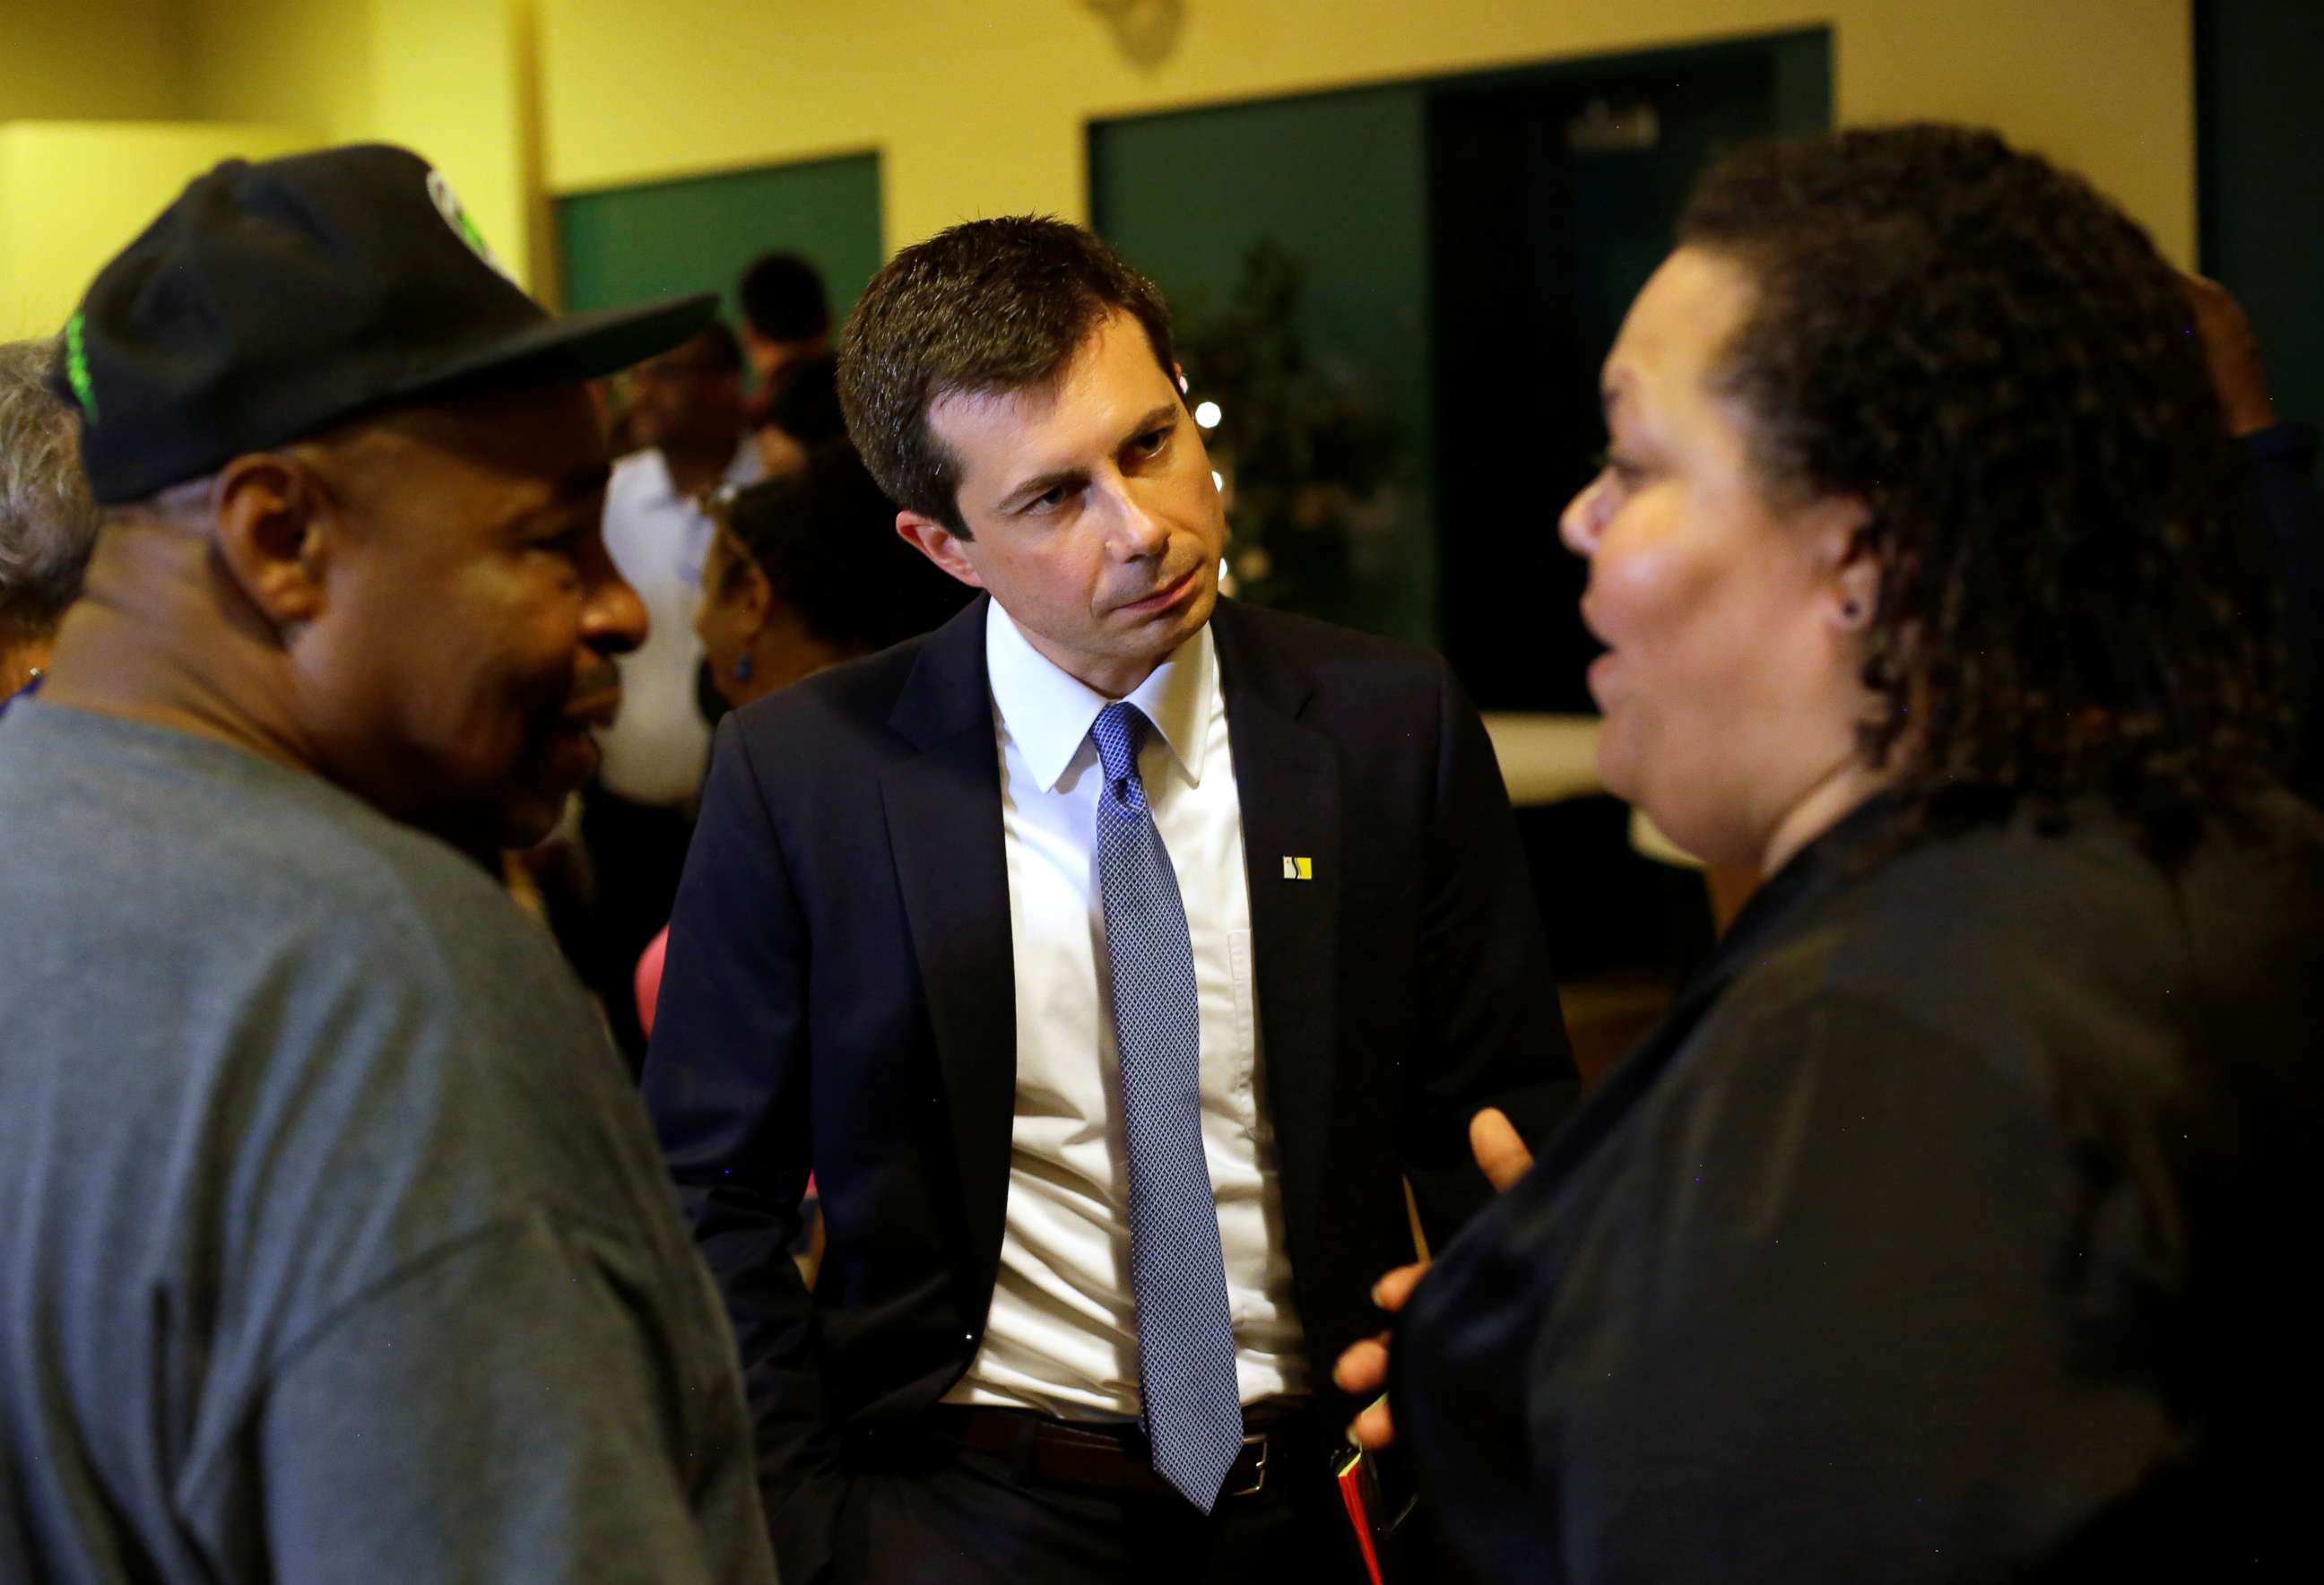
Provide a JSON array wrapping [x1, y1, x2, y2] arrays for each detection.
[[2198, 0, 2324, 429], [1428, 35, 1829, 711]]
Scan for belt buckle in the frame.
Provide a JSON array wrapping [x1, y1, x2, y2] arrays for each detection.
[[1226, 1431, 1268, 1498]]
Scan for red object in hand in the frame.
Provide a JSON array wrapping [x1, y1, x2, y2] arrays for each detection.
[[1336, 1448, 1388, 1585], [635, 925, 671, 1036]]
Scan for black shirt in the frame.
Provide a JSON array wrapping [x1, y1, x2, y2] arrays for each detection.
[[1393, 788, 2324, 1581]]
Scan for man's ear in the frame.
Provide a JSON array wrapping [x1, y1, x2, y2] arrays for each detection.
[[895, 510, 984, 589], [210, 452, 332, 630]]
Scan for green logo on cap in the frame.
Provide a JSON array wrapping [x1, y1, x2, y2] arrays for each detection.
[[64, 313, 97, 420], [426, 169, 516, 285]]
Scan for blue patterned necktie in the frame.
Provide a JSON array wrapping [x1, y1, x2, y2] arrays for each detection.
[[1089, 701, 1244, 1511]]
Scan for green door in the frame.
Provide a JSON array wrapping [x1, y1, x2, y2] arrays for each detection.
[[555, 153, 883, 338]]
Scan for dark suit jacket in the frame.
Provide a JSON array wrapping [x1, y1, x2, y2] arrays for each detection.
[[1392, 787, 2324, 1582], [645, 595, 1577, 1579]]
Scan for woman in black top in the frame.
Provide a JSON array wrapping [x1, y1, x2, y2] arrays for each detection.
[[1349, 125, 2323, 1581]]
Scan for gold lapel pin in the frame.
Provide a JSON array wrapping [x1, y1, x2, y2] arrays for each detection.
[[1281, 856, 1314, 880]]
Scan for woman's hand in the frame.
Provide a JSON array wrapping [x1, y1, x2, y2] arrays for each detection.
[[1332, 1108, 1536, 1449]]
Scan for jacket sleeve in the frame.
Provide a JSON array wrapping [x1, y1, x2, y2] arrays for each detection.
[[1400, 659, 1581, 1245], [642, 712, 845, 1582]]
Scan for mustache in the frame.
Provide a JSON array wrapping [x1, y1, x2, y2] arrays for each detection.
[[572, 659, 623, 700]]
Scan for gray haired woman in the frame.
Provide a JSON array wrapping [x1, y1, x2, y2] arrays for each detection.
[[0, 338, 98, 712]]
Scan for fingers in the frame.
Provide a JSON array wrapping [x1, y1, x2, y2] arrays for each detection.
[[1333, 1336, 1399, 1451], [1348, 1393, 1396, 1451], [1470, 1106, 1535, 1193], [1370, 1260, 1428, 1313], [1333, 1335, 1390, 1397], [1339, 1261, 1429, 1450]]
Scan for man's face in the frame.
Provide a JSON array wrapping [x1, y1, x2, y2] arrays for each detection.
[[909, 309, 1226, 697], [623, 331, 742, 456], [296, 384, 646, 853]]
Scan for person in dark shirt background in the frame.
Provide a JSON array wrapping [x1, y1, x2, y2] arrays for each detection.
[[740, 248, 834, 431]]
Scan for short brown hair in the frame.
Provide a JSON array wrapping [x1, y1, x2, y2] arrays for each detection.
[[837, 216, 1177, 538], [0, 338, 99, 642]]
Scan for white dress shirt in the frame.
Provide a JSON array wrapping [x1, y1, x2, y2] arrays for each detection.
[[594, 442, 764, 809], [942, 603, 1309, 1420]]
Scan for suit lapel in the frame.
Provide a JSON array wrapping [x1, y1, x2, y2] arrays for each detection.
[[1210, 602, 1342, 1256], [880, 596, 1018, 1295]]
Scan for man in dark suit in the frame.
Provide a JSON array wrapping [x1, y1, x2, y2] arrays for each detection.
[[644, 216, 1576, 1584]]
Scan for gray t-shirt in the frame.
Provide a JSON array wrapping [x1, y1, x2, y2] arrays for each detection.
[[0, 702, 776, 1583]]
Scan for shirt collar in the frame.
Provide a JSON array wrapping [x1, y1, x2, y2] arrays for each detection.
[[633, 438, 765, 507], [984, 602, 1215, 794]]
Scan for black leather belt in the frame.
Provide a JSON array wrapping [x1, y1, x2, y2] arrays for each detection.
[[922, 1404, 1309, 1500]]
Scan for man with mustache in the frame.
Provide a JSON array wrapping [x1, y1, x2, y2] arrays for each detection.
[[0, 145, 775, 1581], [646, 216, 1577, 1582]]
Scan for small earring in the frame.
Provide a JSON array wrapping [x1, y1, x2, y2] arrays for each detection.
[[1841, 600, 1863, 620], [733, 653, 755, 683]]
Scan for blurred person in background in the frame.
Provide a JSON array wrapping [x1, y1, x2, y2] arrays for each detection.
[[752, 349, 847, 479], [634, 436, 970, 1036], [740, 253, 841, 479], [0, 144, 774, 1583], [0, 338, 99, 715], [584, 317, 763, 1068], [1339, 124, 2322, 1582], [697, 437, 973, 710], [740, 248, 834, 413]]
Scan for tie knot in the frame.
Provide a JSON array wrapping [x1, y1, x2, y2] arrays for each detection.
[[1090, 701, 1149, 787]]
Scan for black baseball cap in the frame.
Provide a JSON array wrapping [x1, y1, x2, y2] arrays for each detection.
[[50, 143, 717, 505]]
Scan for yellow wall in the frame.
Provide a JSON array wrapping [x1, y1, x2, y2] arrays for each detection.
[[186, 0, 375, 143], [186, 0, 541, 290], [0, 0, 536, 341], [0, 1, 2204, 329], [366, 0, 542, 291], [0, 120, 311, 339], [538, 0, 2196, 265], [0, 0, 190, 122]]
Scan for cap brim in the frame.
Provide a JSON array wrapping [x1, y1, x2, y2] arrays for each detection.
[[391, 291, 721, 404]]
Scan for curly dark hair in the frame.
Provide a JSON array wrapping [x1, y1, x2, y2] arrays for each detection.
[[720, 438, 970, 656], [837, 215, 1177, 540], [1678, 124, 2287, 852]]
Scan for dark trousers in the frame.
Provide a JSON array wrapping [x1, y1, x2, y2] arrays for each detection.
[[828, 1413, 1361, 1585], [577, 786, 695, 1074]]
